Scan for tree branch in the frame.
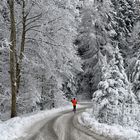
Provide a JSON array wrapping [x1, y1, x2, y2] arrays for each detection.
[[26, 15, 42, 27], [48, 16, 62, 24], [25, 25, 41, 32], [26, 37, 66, 47], [26, 13, 42, 21]]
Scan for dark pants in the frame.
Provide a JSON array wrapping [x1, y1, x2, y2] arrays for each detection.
[[73, 105, 76, 111]]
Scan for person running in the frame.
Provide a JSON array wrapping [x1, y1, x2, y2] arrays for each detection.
[[71, 98, 77, 113]]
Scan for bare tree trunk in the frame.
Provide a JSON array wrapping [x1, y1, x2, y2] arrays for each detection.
[[16, 0, 26, 94], [9, 0, 17, 118]]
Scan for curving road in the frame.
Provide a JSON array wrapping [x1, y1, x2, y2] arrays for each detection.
[[24, 105, 109, 140]]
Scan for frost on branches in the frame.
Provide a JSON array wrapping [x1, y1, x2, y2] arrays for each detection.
[[131, 59, 140, 102], [0, 0, 81, 119], [92, 47, 138, 127], [17, 0, 81, 112]]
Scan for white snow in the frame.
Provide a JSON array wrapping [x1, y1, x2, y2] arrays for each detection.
[[0, 105, 82, 140], [79, 109, 140, 140]]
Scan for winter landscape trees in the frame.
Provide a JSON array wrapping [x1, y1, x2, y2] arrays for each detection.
[[0, 0, 81, 119], [1, 0, 140, 137], [77, 0, 140, 132]]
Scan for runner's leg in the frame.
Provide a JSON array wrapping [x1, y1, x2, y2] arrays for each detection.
[[74, 105, 76, 113]]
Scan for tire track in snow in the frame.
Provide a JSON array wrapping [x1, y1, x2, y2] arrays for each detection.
[[26, 104, 109, 140], [28, 116, 58, 140], [54, 110, 98, 140]]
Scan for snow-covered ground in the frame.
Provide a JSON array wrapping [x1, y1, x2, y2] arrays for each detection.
[[79, 109, 140, 140], [0, 105, 83, 140], [1, 103, 139, 140]]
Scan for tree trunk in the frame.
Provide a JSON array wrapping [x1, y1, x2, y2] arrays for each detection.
[[16, 0, 26, 94], [9, 0, 17, 118]]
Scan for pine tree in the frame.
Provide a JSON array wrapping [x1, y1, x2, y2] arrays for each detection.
[[75, 0, 114, 99], [92, 46, 136, 125], [110, 0, 137, 58], [131, 59, 140, 102]]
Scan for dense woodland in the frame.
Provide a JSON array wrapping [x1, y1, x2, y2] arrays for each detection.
[[76, 0, 140, 129], [0, 0, 82, 119], [1, 0, 140, 130]]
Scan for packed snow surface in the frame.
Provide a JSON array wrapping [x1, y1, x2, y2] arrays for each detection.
[[79, 109, 140, 140], [0, 105, 82, 140], [1, 104, 140, 140]]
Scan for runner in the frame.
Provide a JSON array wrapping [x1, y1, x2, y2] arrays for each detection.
[[71, 98, 77, 113]]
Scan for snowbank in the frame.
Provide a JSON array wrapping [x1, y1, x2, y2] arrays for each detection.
[[79, 109, 140, 140], [0, 105, 82, 140]]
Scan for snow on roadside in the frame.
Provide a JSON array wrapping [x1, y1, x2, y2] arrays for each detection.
[[0, 104, 82, 140], [79, 109, 140, 140]]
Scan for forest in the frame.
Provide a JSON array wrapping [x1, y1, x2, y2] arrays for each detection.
[[1, 0, 140, 133]]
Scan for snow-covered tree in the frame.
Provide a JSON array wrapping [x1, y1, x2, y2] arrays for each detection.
[[110, 0, 138, 58], [131, 59, 140, 102], [75, 0, 114, 99], [92, 46, 137, 125], [19, 0, 82, 110], [0, 0, 82, 119]]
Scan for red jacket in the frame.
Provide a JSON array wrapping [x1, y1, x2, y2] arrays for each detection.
[[71, 99, 77, 106]]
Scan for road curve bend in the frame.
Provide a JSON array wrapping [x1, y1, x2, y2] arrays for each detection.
[[25, 106, 109, 140]]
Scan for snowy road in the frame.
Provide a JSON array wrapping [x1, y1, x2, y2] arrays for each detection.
[[24, 105, 109, 140]]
